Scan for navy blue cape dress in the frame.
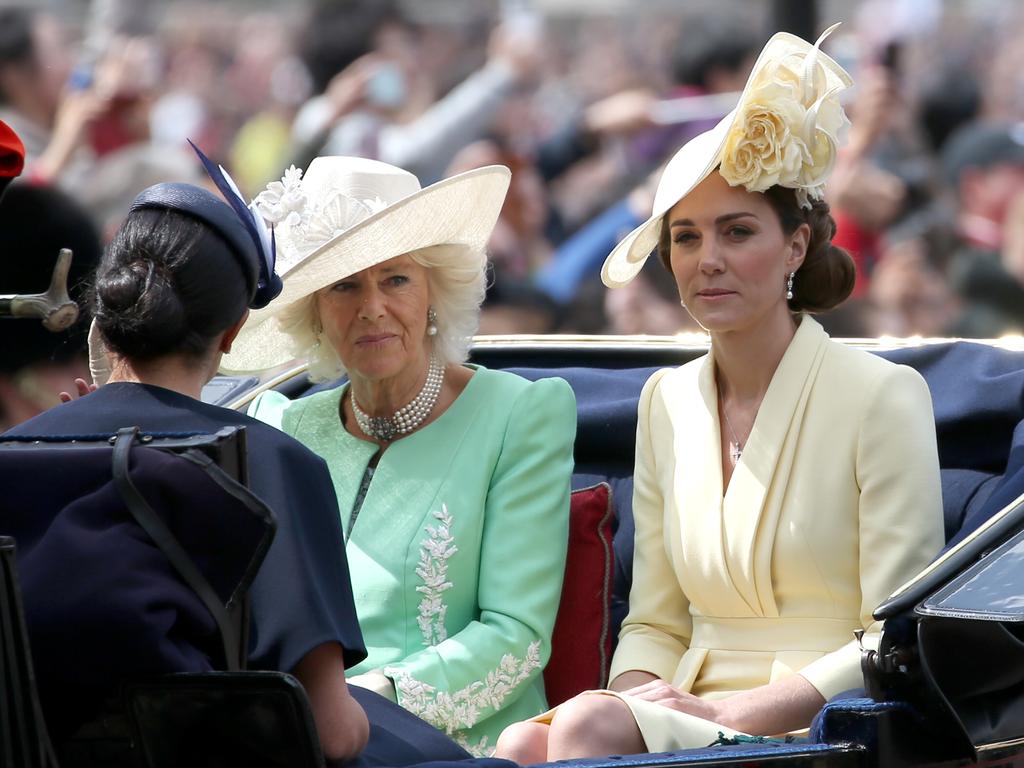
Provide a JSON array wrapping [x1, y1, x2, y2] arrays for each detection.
[[4, 383, 475, 766]]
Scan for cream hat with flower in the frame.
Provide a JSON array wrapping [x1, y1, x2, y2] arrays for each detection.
[[220, 157, 510, 373], [602, 24, 853, 288]]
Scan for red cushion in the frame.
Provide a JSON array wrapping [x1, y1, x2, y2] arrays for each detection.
[[543, 482, 615, 706]]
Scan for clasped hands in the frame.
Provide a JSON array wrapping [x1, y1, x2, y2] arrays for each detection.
[[621, 679, 738, 729]]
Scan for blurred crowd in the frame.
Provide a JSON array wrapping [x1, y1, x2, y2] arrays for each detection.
[[5, 0, 1024, 425]]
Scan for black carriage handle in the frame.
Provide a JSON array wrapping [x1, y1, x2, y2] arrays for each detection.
[[111, 427, 241, 672]]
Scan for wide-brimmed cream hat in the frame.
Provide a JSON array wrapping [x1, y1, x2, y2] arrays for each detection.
[[221, 157, 510, 373], [602, 25, 853, 289]]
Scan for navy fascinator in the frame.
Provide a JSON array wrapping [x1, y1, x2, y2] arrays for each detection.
[[188, 141, 283, 309], [130, 183, 280, 310]]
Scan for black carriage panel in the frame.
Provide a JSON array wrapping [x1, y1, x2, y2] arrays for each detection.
[[0, 429, 289, 767]]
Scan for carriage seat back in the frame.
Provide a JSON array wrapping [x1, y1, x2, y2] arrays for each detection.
[[0, 428, 275, 747]]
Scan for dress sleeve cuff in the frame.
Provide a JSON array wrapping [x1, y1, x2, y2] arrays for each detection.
[[797, 639, 867, 701], [609, 631, 686, 684]]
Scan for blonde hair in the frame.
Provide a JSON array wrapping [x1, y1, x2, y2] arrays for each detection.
[[279, 244, 488, 382]]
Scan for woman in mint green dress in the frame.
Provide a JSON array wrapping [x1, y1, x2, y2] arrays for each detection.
[[224, 156, 576, 755]]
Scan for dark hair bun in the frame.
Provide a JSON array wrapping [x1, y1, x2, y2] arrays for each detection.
[[789, 199, 856, 313], [95, 259, 188, 359], [93, 208, 250, 362]]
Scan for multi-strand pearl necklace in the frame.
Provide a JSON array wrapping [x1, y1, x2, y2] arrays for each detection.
[[351, 355, 445, 442]]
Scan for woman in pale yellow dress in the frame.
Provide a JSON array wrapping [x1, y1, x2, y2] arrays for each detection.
[[495, 27, 944, 762]]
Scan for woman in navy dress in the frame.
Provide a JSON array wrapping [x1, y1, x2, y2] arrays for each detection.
[[5, 182, 472, 765]]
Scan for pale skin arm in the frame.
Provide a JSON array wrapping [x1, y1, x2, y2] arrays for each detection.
[[292, 643, 370, 761], [614, 671, 825, 736]]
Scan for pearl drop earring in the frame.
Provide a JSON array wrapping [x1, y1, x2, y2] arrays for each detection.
[[786, 272, 794, 301], [426, 307, 438, 336]]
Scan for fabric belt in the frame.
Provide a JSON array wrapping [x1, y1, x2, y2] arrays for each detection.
[[689, 616, 862, 653]]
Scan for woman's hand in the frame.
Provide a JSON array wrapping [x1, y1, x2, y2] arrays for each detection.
[[623, 673, 826, 736], [623, 679, 732, 727], [58, 378, 97, 403]]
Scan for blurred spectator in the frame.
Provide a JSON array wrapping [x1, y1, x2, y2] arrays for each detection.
[[533, 87, 659, 184], [449, 138, 552, 280], [6, 1, 1022, 343], [533, 24, 758, 321], [75, 140, 204, 241], [226, 13, 312, 193], [292, 1, 541, 184], [943, 120, 1024, 336], [558, 276, 609, 334], [868, 224, 959, 337], [918, 66, 982, 156], [0, 5, 187, 218], [536, 171, 656, 304], [827, 64, 910, 296], [0, 7, 89, 186], [641, 20, 759, 159], [604, 260, 697, 336], [479, 276, 560, 335], [0, 182, 102, 429]]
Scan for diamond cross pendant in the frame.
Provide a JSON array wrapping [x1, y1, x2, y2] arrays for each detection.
[[730, 442, 742, 463]]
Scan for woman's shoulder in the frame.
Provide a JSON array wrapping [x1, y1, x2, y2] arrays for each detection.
[[822, 340, 929, 393], [247, 390, 293, 429], [459, 367, 576, 438], [644, 355, 706, 401], [817, 341, 933, 428], [248, 386, 344, 434], [469, 365, 575, 404]]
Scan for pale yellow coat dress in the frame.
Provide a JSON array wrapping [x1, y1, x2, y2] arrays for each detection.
[[539, 316, 945, 750]]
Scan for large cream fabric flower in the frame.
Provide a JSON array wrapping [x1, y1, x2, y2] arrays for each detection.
[[720, 25, 850, 208], [600, 26, 853, 289]]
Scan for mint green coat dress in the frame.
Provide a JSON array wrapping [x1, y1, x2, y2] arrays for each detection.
[[250, 367, 575, 754]]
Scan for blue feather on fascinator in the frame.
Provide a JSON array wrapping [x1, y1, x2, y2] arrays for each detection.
[[188, 140, 283, 309]]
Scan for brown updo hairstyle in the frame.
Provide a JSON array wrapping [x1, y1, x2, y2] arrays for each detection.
[[93, 209, 251, 362], [656, 184, 856, 313]]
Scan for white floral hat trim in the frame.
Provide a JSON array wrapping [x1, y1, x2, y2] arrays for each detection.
[[253, 165, 391, 272], [601, 24, 852, 288]]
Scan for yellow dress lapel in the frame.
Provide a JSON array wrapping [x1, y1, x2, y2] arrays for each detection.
[[720, 317, 829, 616], [671, 356, 754, 617]]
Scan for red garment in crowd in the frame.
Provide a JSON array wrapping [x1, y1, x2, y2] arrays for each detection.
[[832, 208, 879, 298]]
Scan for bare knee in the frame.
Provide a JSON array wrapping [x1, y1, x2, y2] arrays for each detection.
[[494, 721, 550, 764], [548, 694, 644, 760]]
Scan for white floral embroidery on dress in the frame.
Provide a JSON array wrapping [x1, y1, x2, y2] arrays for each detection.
[[456, 734, 492, 758], [415, 505, 457, 646], [384, 640, 542, 754]]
